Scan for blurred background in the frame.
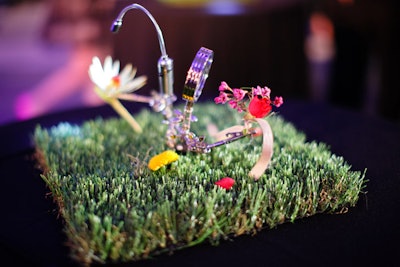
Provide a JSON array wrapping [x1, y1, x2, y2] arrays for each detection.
[[0, 0, 399, 125]]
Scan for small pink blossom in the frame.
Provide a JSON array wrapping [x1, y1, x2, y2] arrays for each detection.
[[219, 81, 230, 92], [253, 86, 271, 98], [253, 86, 262, 96], [233, 88, 246, 101], [273, 96, 284, 107], [214, 81, 282, 118], [228, 100, 244, 112], [214, 92, 229, 104], [228, 100, 239, 110]]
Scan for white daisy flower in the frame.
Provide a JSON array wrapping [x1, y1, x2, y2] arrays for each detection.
[[88, 56, 148, 133], [88, 56, 147, 101]]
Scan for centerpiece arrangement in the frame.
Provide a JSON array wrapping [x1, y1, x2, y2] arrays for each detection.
[[33, 3, 366, 266]]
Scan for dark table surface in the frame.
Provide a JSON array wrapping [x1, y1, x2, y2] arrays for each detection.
[[1, 100, 399, 267]]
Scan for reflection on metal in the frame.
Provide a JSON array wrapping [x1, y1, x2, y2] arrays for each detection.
[[112, 3, 255, 153], [111, 3, 176, 121]]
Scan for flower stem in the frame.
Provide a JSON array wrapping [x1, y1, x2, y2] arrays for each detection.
[[118, 93, 152, 103], [108, 98, 143, 133]]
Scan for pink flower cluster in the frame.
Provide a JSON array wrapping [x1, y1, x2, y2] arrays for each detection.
[[214, 81, 283, 118]]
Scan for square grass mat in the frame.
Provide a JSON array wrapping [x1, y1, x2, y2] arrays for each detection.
[[34, 103, 366, 266]]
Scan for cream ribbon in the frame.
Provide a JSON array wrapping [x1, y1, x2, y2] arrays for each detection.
[[249, 118, 273, 180], [209, 118, 273, 180]]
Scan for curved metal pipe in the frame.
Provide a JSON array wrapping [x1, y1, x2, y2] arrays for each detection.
[[111, 3, 167, 57], [110, 3, 175, 112]]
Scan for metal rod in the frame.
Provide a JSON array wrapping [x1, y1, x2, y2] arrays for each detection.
[[111, 3, 167, 57]]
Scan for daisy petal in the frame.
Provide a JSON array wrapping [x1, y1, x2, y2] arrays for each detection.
[[119, 64, 133, 84], [119, 75, 147, 93], [103, 56, 113, 75], [89, 62, 107, 88], [112, 59, 120, 77]]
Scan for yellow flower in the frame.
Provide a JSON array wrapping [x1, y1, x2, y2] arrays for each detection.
[[148, 150, 179, 171]]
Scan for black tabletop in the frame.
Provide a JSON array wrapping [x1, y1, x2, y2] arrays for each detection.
[[1, 100, 399, 267]]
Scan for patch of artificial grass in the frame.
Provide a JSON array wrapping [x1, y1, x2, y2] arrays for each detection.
[[34, 103, 366, 266]]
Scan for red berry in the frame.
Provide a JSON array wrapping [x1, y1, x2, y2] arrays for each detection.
[[248, 96, 272, 118]]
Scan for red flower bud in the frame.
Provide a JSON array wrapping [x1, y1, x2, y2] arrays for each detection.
[[215, 177, 235, 190], [248, 96, 272, 118]]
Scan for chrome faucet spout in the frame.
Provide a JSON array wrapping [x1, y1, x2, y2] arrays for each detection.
[[111, 3, 175, 108]]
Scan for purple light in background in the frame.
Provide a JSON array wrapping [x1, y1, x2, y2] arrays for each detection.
[[206, 1, 245, 15]]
